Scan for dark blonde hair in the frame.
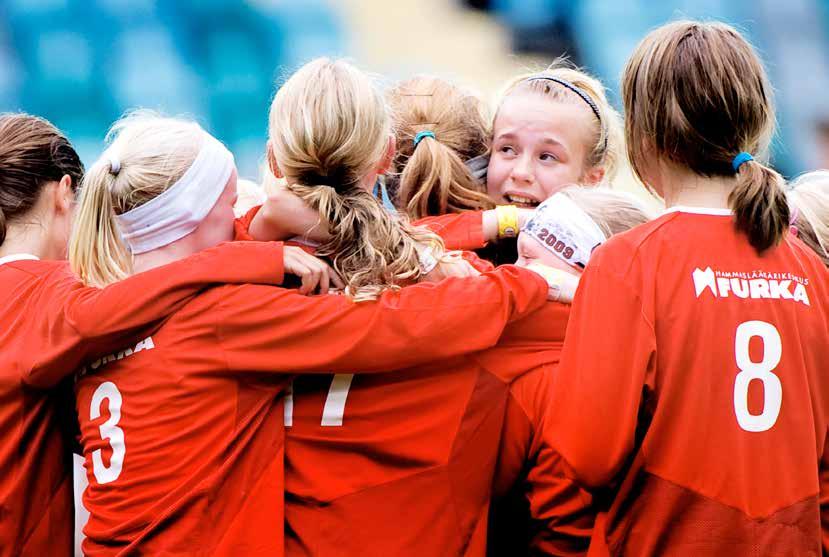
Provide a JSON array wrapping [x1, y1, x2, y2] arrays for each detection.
[[623, 20, 787, 252], [269, 58, 444, 301], [387, 76, 495, 219], [497, 62, 624, 183], [0, 113, 83, 246]]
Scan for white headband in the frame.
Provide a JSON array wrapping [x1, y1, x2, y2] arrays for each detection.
[[115, 132, 235, 254], [521, 192, 606, 269]]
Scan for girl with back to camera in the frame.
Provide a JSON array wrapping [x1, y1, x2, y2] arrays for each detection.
[[549, 21, 829, 555], [251, 58, 653, 556], [69, 111, 554, 556], [0, 112, 306, 556], [386, 75, 495, 219]]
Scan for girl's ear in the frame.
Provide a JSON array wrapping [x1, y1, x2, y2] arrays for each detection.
[[267, 141, 284, 179], [582, 166, 605, 186], [54, 174, 75, 214], [376, 134, 396, 175]]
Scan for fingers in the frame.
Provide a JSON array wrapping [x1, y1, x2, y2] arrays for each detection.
[[524, 263, 580, 303], [327, 264, 346, 289], [283, 246, 343, 295]]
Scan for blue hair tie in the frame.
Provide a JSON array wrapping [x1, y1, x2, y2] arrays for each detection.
[[414, 131, 435, 147], [732, 152, 754, 172]]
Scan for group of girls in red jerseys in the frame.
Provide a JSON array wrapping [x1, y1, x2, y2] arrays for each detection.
[[0, 17, 827, 557]]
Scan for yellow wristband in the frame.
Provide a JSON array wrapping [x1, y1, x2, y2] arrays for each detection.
[[496, 205, 519, 238]]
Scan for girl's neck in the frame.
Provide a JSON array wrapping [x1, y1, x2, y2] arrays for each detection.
[[132, 239, 195, 275], [0, 221, 59, 260], [659, 165, 734, 210]]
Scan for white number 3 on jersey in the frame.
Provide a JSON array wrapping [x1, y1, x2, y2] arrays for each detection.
[[733, 320, 783, 432], [90, 381, 126, 484]]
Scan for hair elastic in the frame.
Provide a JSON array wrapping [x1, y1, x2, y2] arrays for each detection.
[[414, 131, 435, 147], [732, 152, 754, 172], [789, 205, 800, 226], [108, 156, 121, 175]]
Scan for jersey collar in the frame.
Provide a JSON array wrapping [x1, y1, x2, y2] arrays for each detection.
[[664, 205, 733, 216], [0, 254, 40, 266]]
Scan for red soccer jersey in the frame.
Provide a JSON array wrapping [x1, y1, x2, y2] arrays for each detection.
[[415, 211, 487, 251], [74, 267, 548, 556], [283, 301, 582, 557], [488, 307, 594, 557], [0, 242, 284, 557], [549, 209, 829, 556]]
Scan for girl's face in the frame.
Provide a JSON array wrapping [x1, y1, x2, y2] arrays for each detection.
[[514, 233, 582, 276], [487, 92, 600, 208]]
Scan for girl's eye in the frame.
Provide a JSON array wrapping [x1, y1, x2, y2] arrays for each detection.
[[499, 145, 516, 155], [539, 152, 558, 162]]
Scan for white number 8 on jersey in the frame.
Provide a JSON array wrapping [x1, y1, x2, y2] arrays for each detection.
[[90, 381, 126, 484], [733, 320, 783, 432]]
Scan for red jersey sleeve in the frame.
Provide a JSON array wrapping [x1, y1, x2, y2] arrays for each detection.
[[26, 241, 284, 388], [494, 366, 594, 556], [215, 265, 549, 374], [462, 250, 495, 273], [549, 256, 657, 489], [415, 211, 487, 251], [234, 205, 263, 241]]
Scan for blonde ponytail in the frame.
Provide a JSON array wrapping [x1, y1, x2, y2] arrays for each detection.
[[69, 110, 203, 286], [387, 76, 495, 219], [70, 160, 133, 287], [288, 183, 440, 301], [398, 136, 494, 219], [271, 58, 445, 301]]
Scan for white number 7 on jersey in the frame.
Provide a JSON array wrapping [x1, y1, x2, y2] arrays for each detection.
[[284, 374, 355, 427], [733, 320, 783, 432]]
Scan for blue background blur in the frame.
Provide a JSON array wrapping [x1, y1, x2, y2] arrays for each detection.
[[2, 0, 828, 180]]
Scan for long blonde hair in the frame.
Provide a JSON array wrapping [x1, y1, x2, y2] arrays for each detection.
[[497, 62, 625, 183], [387, 76, 495, 219], [70, 111, 204, 287], [623, 21, 787, 253], [788, 171, 829, 265], [269, 58, 444, 301]]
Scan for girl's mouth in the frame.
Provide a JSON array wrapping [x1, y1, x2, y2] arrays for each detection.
[[504, 193, 540, 208]]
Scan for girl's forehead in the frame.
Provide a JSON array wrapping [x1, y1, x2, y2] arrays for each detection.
[[494, 92, 595, 137]]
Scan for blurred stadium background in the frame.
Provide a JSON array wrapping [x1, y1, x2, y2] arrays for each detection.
[[3, 0, 829, 183]]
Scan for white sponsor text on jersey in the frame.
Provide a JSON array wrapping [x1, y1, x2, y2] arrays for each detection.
[[692, 267, 810, 306]]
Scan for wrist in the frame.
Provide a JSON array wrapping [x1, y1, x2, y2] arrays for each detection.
[[495, 205, 519, 239]]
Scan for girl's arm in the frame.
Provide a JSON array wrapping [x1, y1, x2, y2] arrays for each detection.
[[214, 265, 552, 374], [415, 206, 534, 252], [26, 241, 286, 388]]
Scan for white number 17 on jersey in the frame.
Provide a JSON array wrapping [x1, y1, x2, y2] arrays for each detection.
[[284, 374, 354, 427]]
